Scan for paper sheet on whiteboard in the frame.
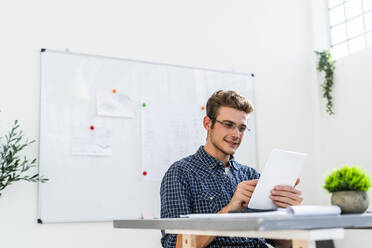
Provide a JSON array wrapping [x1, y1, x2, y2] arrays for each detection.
[[248, 149, 307, 209], [71, 126, 112, 156]]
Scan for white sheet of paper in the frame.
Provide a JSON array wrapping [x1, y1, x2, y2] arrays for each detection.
[[181, 210, 287, 219], [181, 205, 341, 219], [71, 126, 112, 156], [286, 205, 341, 216], [96, 90, 135, 118], [248, 149, 307, 209]]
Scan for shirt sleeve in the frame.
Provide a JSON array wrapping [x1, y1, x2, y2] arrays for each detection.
[[160, 163, 192, 248], [250, 167, 261, 179]]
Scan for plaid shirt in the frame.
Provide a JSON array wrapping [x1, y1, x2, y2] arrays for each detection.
[[160, 146, 268, 248]]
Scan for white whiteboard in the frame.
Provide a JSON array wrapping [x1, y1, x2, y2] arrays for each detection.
[[38, 49, 257, 223]]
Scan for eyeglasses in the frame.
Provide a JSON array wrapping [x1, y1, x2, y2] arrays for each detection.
[[214, 119, 250, 133]]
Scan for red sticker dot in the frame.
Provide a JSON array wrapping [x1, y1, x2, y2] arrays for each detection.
[[142, 171, 147, 176], [90, 125, 94, 130]]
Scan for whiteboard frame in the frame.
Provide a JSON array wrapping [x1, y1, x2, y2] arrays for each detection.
[[40, 49, 253, 75], [37, 48, 258, 223]]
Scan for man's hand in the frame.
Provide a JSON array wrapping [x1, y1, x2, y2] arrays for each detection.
[[191, 179, 258, 248], [270, 178, 303, 208], [224, 179, 258, 212]]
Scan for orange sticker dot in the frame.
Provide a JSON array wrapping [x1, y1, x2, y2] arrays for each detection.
[[112, 89, 117, 93], [90, 125, 94, 130], [201, 106, 205, 110], [142, 171, 147, 176]]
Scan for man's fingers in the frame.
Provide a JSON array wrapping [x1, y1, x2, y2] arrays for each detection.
[[236, 182, 257, 195], [235, 187, 254, 199], [273, 185, 301, 195], [270, 180, 302, 208], [270, 195, 299, 206], [270, 194, 303, 206], [240, 179, 258, 186], [234, 193, 252, 209], [234, 186, 257, 206], [228, 179, 259, 211], [238, 180, 258, 192], [272, 200, 291, 208], [271, 189, 302, 200], [270, 184, 303, 206]]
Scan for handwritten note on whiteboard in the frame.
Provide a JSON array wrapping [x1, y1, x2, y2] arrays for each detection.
[[71, 126, 112, 156], [96, 90, 135, 118], [141, 103, 206, 181]]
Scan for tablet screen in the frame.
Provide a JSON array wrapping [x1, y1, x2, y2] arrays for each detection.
[[248, 149, 307, 209]]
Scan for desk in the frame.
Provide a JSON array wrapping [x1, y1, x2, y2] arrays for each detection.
[[114, 214, 372, 248]]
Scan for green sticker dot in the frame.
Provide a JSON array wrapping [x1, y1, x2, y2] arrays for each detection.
[[142, 103, 146, 107]]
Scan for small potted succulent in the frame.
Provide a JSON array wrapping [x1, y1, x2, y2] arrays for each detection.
[[324, 165, 371, 213]]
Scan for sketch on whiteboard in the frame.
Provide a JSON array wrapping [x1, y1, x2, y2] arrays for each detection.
[[71, 126, 112, 156], [96, 90, 135, 118], [141, 103, 206, 181]]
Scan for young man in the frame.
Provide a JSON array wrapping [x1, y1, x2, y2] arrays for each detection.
[[160, 90, 302, 248]]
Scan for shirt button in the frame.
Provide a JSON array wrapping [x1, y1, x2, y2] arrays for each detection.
[[209, 196, 214, 200]]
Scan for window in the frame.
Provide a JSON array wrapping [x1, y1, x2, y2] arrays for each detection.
[[328, 0, 372, 59]]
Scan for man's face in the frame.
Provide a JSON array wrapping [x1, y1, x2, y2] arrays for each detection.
[[207, 106, 248, 156]]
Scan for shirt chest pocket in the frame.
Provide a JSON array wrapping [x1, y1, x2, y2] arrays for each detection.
[[195, 190, 226, 213]]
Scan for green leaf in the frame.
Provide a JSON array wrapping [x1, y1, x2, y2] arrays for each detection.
[[324, 165, 371, 193], [314, 50, 335, 115], [0, 120, 49, 196]]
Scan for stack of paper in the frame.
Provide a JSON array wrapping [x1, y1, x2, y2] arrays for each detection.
[[180, 210, 286, 219], [180, 205, 341, 219], [285, 205, 341, 216]]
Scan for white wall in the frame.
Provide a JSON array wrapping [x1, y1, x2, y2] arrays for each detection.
[[318, 48, 372, 248], [311, 0, 372, 247], [0, 0, 317, 247]]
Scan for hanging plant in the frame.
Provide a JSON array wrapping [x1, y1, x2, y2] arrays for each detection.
[[315, 50, 336, 115]]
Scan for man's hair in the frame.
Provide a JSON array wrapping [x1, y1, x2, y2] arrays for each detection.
[[206, 90, 254, 126]]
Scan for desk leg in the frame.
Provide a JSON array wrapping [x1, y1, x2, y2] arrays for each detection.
[[182, 234, 197, 248], [292, 240, 316, 248]]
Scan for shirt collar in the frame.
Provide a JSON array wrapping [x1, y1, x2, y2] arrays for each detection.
[[196, 146, 238, 171]]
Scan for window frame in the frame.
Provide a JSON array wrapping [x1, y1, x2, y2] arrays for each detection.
[[328, 0, 372, 59]]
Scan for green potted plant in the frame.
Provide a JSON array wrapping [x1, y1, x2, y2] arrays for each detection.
[[324, 165, 371, 213], [0, 120, 48, 197]]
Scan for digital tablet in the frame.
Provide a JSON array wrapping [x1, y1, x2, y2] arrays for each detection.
[[248, 149, 307, 209]]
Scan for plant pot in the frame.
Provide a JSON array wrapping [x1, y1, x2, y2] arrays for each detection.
[[331, 191, 369, 214]]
